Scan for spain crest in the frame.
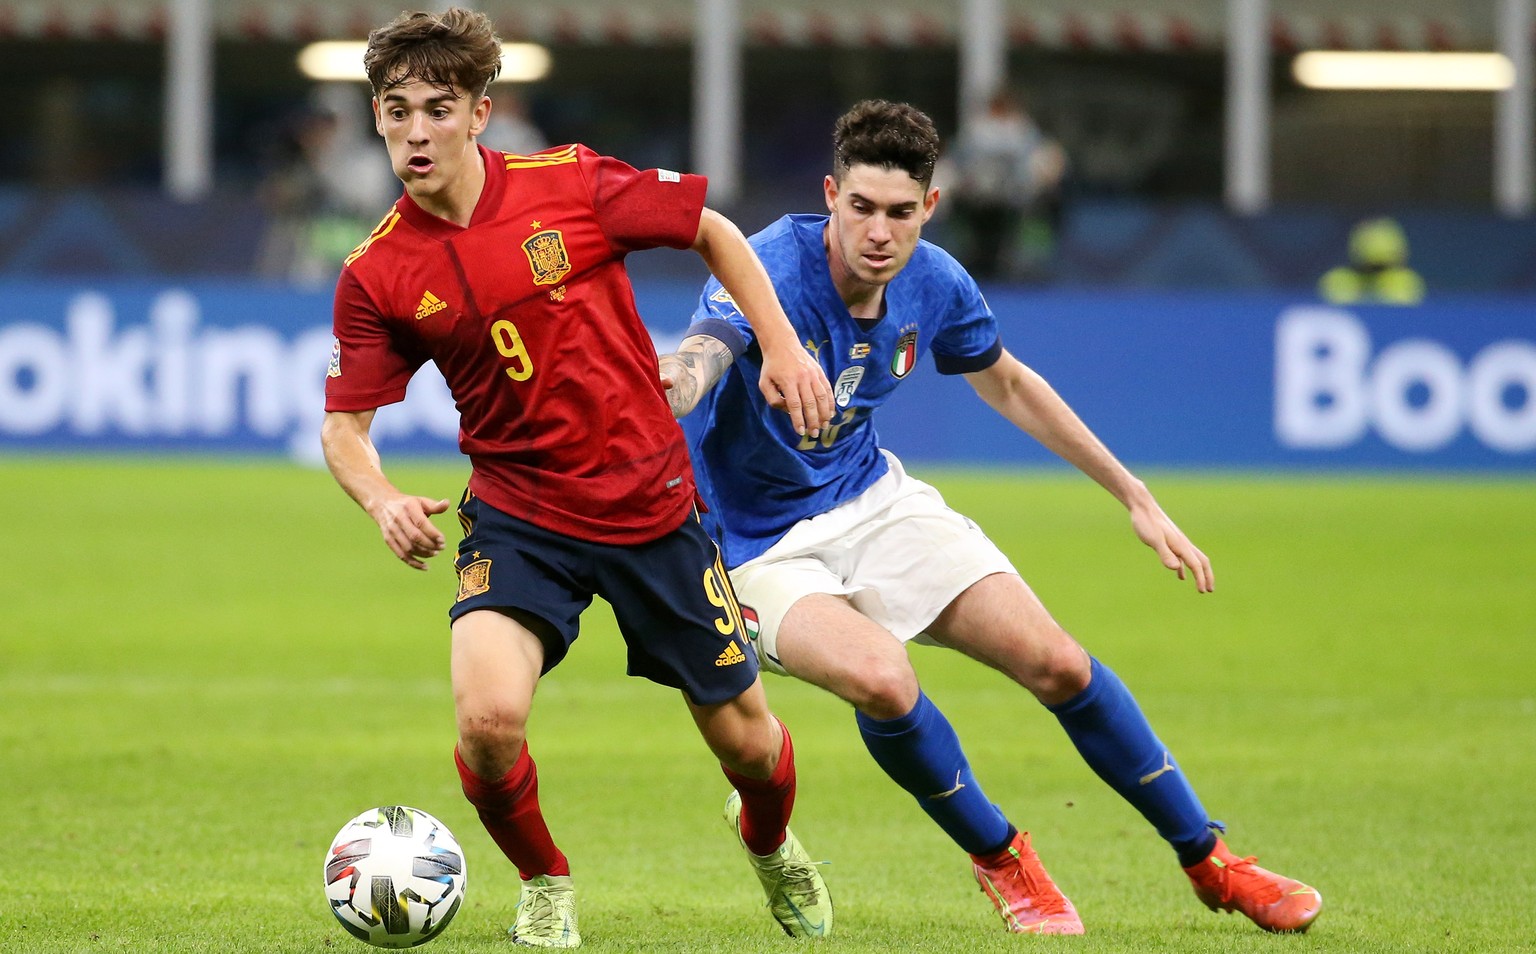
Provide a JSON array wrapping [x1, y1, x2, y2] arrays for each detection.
[[891, 329, 919, 378], [522, 229, 572, 286], [456, 558, 492, 602]]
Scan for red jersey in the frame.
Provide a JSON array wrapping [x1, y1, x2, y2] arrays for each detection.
[[325, 143, 707, 544]]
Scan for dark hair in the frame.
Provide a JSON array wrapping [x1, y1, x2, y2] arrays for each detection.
[[365, 8, 502, 99], [832, 100, 940, 188]]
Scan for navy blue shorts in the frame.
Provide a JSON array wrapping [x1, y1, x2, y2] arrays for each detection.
[[449, 489, 759, 705]]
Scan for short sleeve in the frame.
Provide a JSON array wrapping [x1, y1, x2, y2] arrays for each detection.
[[683, 278, 754, 358], [930, 271, 1003, 375], [324, 269, 426, 412], [582, 148, 708, 254]]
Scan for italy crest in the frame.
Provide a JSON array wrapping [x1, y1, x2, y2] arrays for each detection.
[[891, 329, 919, 378], [522, 229, 572, 286]]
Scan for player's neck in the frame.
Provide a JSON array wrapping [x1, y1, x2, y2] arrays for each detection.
[[839, 282, 885, 320]]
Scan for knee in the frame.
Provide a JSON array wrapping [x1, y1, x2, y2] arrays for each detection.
[[1026, 639, 1091, 706], [455, 697, 530, 776], [845, 658, 921, 721], [713, 718, 783, 778]]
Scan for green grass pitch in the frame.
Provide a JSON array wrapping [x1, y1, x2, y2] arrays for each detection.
[[1, 458, 1533, 953]]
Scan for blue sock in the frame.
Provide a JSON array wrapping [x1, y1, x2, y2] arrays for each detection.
[[1048, 657, 1217, 867], [856, 692, 1012, 856]]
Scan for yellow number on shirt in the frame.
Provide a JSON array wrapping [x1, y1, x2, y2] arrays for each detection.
[[491, 319, 534, 381], [797, 407, 858, 451]]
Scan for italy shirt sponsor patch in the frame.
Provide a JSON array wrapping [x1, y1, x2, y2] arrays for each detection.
[[834, 366, 865, 407]]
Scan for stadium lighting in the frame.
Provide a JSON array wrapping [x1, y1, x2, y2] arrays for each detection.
[[1292, 52, 1515, 91], [297, 41, 552, 83]]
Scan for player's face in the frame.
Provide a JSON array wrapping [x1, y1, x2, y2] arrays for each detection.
[[823, 163, 938, 289], [373, 79, 490, 207]]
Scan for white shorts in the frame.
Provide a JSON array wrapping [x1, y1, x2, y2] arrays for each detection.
[[730, 452, 1018, 675]]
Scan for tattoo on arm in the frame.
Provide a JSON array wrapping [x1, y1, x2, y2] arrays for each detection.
[[660, 335, 735, 418]]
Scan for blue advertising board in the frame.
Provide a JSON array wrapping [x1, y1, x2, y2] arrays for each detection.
[[0, 280, 1531, 471]]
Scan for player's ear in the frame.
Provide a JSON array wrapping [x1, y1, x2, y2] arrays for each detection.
[[371, 97, 384, 137], [470, 96, 492, 137], [922, 185, 940, 223], [823, 175, 838, 212]]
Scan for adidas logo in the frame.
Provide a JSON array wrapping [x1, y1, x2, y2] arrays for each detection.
[[414, 290, 448, 320], [715, 641, 746, 667]]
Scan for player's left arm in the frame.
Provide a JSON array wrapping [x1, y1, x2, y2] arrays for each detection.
[[659, 333, 736, 418], [964, 348, 1214, 592]]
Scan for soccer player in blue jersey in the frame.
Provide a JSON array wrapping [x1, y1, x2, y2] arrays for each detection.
[[660, 99, 1321, 936]]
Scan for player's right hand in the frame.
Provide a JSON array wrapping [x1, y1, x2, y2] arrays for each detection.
[[372, 494, 451, 570], [759, 341, 833, 437]]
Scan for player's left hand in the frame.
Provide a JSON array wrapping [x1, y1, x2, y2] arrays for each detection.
[[759, 342, 833, 437], [1129, 500, 1214, 593]]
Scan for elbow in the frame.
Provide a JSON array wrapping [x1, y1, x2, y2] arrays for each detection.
[[690, 208, 724, 255]]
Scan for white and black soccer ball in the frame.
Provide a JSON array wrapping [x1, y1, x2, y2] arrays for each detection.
[[324, 805, 467, 948]]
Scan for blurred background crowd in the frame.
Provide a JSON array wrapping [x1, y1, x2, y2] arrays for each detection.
[[0, 0, 1529, 295]]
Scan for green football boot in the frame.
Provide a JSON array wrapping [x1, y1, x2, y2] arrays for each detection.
[[509, 874, 580, 948], [723, 790, 832, 938]]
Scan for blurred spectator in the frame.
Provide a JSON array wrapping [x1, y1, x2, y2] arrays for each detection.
[[946, 87, 1067, 281], [1319, 217, 1426, 306], [255, 85, 395, 286], [480, 89, 548, 155]]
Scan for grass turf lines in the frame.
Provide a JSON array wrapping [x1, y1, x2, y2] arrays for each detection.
[[1, 458, 1532, 953]]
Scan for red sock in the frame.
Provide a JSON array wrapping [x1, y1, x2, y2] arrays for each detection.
[[455, 744, 570, 880], [721, 718, 796, 856]]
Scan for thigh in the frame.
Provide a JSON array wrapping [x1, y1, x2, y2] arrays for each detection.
[[775, 593, 918, 715], [926, 572, 1089, 704], [729, 555, 858, 676], [595, 515, 761, 707], [450, 490, 592, 672]]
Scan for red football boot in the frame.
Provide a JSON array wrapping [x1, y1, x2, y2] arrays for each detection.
[[971, 831, 1084, 935], [1184, 838, 1322, 933]]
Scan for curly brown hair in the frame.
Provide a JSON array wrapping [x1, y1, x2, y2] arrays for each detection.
[[832, 100, 940, 188], [364, 8, 502, 98]]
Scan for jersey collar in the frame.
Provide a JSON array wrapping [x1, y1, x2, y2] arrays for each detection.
[[394, 143, 508, 241]]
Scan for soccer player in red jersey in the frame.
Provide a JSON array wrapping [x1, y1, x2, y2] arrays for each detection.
[[320, 9, 835, 947]]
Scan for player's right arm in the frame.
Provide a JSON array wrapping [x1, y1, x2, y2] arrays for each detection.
[[659, 333, 737, 418], [325, 268, 447, 569], [321, 408, 449, 571], [690, 209, 832, 436]]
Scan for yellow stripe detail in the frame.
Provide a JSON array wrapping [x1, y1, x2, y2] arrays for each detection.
[[344, 210, 401, 267], [504, 145, 580, 170]]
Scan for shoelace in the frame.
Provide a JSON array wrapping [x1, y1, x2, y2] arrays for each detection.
[[988, 857, 1072, 918], [763, 857, 830, 908], [1214, 855, 1283, 906], [517, 886, 574, 935]]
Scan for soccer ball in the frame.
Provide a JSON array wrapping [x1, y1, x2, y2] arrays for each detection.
[[323, 805, 467, 948]]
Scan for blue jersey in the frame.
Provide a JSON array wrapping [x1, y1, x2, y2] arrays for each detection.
[[683, 214, 1002, 567]]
